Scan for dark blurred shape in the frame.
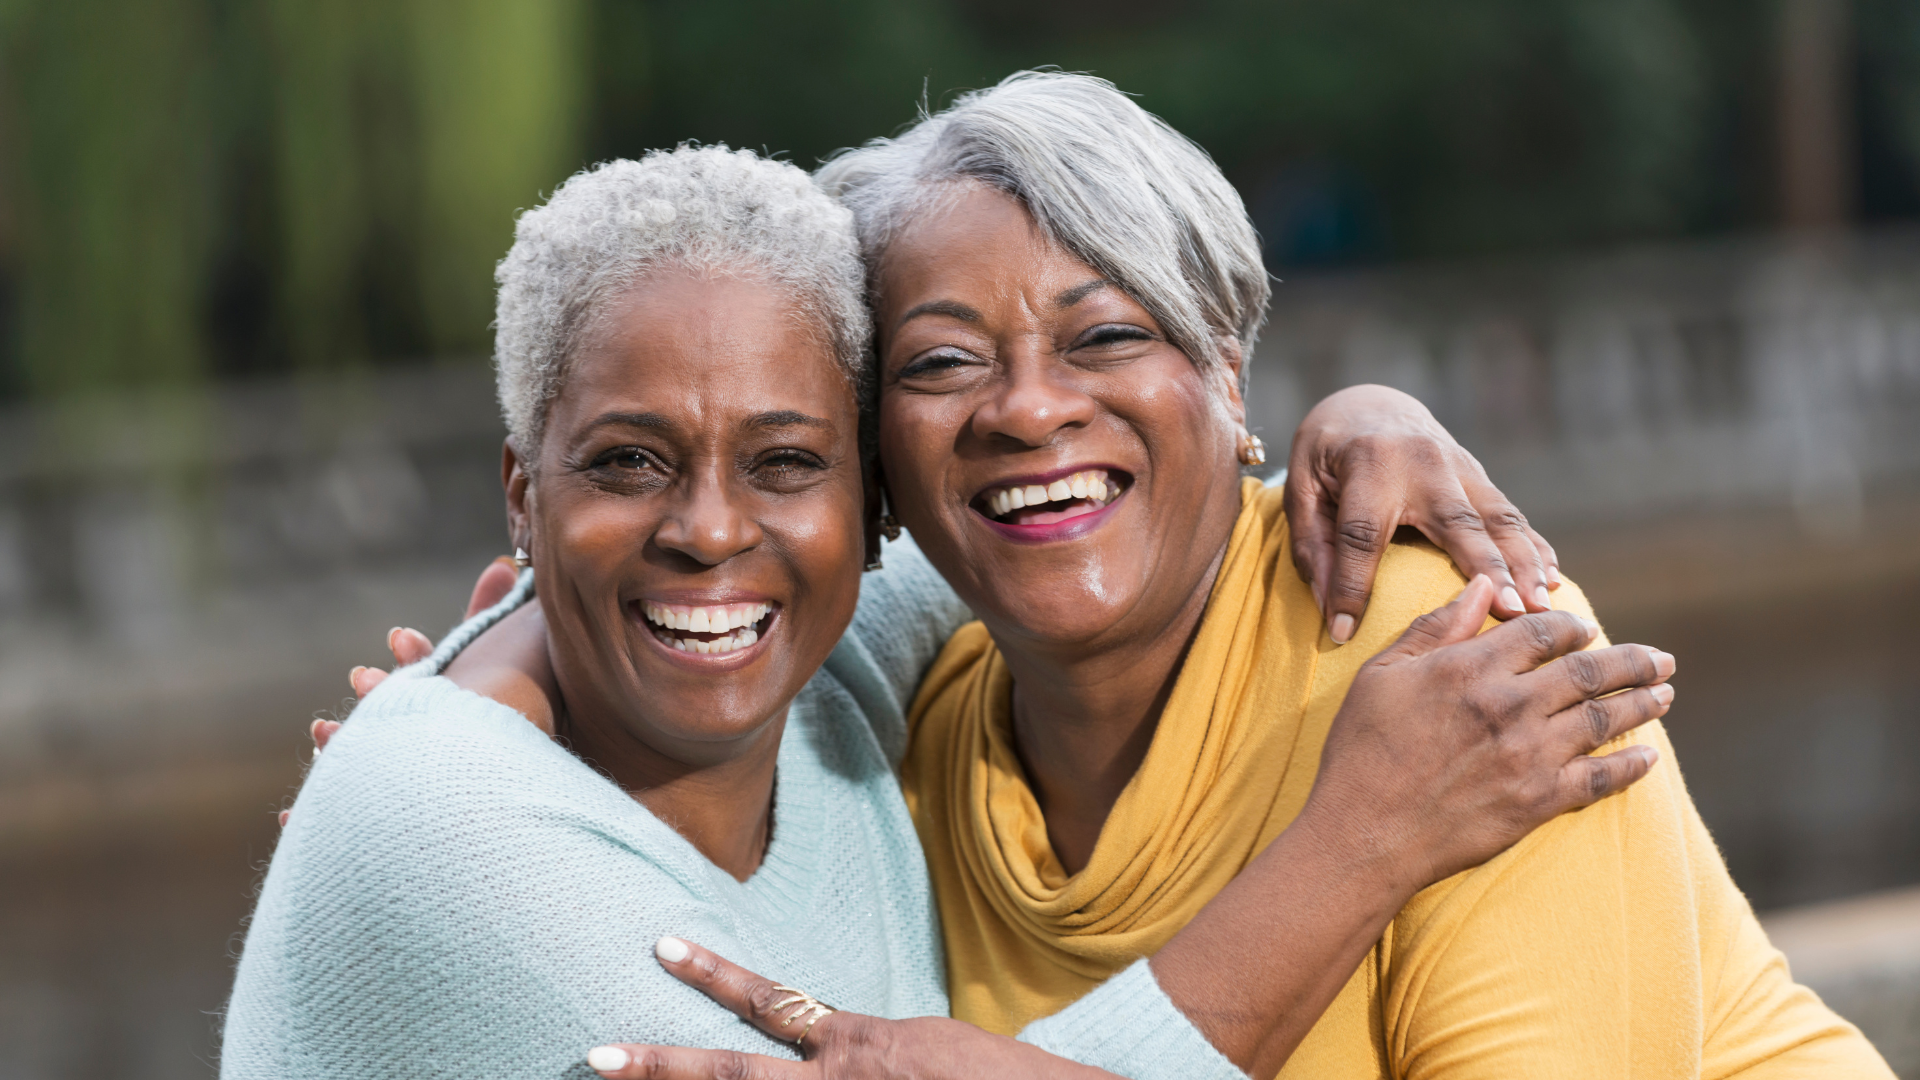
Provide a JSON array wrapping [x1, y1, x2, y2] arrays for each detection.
[[1780, 0, 1855, 229]]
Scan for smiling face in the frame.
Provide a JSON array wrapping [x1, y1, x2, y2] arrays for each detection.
[[510, 269, 866, 767], [876, 184, 1250, 653]]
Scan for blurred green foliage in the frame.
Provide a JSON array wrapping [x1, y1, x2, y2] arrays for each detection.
[[2, 0, 1918, 400]]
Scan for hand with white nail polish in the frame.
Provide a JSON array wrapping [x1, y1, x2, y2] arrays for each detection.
[[1284, 384, 1561, 645], [582, 938, 1121, 1080]]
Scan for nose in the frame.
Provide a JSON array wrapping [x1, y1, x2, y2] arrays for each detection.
[[653, 470, 764, 566], [967, 345, 1097, 448]]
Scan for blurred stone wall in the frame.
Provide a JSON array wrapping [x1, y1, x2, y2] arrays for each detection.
[[4, 230, 1920, 1075]]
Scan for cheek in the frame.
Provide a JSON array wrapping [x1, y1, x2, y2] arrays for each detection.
[[877, 396, 957, 511]]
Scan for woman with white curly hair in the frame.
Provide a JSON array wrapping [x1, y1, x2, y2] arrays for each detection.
[[226, 74, 1874, 1079]]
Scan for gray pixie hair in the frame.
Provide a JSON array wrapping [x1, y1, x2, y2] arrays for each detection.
[[816, 70, 1270, 379], [494, 145, 870, 464]]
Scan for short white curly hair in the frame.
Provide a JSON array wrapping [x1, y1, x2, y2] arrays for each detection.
[[494, 146, 870, 466], [817, 70, 1269, 384]]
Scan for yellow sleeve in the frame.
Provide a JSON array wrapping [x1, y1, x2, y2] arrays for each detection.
[[1377, 582, 1892, 1080]]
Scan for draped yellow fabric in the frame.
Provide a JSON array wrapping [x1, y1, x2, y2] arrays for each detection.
[[903, 478, 1890, 1078]]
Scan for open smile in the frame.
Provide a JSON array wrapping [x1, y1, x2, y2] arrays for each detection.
[[970, 466, 1131, 541], [635, 599, 780, 658]]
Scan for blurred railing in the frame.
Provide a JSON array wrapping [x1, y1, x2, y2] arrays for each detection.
[[1248, 229, 1920, 534]]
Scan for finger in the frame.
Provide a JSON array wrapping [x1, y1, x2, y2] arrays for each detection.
[[1531, 528, 1563, 591], [1551, 679, 1676, 757], [1468, 489, 1551, 613], [310, 718, 341, 752], [1324, 478, 1406, 645], [654, 937, 844, 1049], [467, 556, 520, 618], [1524, 642, 1676, 717], [1405, 487, 1528, 621], [1556, 743, 1661, 810], [350, 666, 386, 697], [1476, 609, 1601, 673], [1370, 575, 1497, 662], [388, 627, 433, 666], [586, 1044, 806, 1080], [1282, 466, 1338, 617]]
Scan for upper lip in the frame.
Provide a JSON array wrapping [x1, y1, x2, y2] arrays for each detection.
[[970, 463, 1129, 503], [633, 591, 776, 606]]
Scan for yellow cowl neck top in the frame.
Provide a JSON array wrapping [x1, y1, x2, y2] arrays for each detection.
[[901, 478, 1889, 1078]]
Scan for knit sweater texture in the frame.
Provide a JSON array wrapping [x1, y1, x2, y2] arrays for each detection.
[[221, 536, 1242, 1079]]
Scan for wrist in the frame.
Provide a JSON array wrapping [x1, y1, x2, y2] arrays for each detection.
[[1289, 792, 1425, 919]]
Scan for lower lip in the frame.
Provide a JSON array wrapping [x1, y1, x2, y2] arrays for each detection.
[[635, 610, 778, 670], [974, 490, 1126, 544]]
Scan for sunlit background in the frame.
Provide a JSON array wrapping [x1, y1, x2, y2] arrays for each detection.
[[2, 0, 1919, 1075]]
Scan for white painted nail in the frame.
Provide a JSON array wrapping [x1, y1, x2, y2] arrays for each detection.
[[587, 1046, 630, 1072], [656, 936, 690, 963], [1499, 586, 1524, 614]]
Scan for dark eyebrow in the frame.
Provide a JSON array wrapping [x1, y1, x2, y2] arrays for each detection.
[[1055, 279, 1111, 308], [745, 410, 831, 431], [895, 299, 980, 331], [584, 411, 673, 431]]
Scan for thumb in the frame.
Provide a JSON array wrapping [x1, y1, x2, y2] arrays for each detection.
[[466, 556, 521, 618], [1373, 575, 1495, 661]]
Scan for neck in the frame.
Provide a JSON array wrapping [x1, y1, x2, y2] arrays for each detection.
[[998, 539, 1231, 875], [556, 669, 787, 883]]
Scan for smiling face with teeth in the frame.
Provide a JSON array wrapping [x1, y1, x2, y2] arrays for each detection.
[[875, 184, 1250, 653], [506, 268, 866, 772]]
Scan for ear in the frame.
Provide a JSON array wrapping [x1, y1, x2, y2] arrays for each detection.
[[503, 437, 535, 554], [1214, 336, 1249, 431]]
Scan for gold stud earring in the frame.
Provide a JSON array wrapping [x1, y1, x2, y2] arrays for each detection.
[[513, 546, 532, 569], [1238, 434, 1267, 467]]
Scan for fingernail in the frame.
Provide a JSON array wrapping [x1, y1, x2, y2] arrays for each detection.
[[1546, 564, 1562, 587], [1639, 745, 1660, 767], [1329, 613, 1355, 645], [1650, 683, 1675, 706], [1580, 618, 1601, 640], [656, 936, 690, 963], [1532, 585, 1552, 610], [587, 1046, 630, 1073], [386, 627, 403, 649], [277, 810, 290, 827], [1499, 586, 1524, 614], [1649, 648, 1675, 679]]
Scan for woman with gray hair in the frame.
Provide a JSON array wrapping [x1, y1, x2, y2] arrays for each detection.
[[583, 72, 1886, 1078], [226, 134, 1687, 1078]]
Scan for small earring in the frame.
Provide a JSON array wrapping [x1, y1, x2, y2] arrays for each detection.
[[513, 546, 532, 569], [879, 513, 902, 542], [1238, 434, 1267, 467]]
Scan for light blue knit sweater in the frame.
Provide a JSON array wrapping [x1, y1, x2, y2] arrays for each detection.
[[222, 537, 1244, 1079]]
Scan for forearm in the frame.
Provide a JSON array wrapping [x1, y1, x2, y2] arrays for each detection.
[[1149, 803, 1413, 1078]]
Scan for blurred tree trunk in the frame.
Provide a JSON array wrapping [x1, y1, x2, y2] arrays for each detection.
[[1779, 0, 1855, 230]]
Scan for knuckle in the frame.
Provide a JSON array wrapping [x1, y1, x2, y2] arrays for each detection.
[[1562, 651, 1605, 695], [1434, 500, 1488, 534], [713, 1052, 756, 1080], [1336, 516, 1389, 556], [1483, 502, 1530, 535], [1581, 698, 1613, 747], [742, 979, 785, 1021], [1521, 615, 1560, 657], [1586, 761, 1613, 801]]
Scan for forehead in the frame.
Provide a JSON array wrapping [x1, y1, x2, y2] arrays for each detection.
[[556, 270, 854, 428], [877, 186, 1102, 313]]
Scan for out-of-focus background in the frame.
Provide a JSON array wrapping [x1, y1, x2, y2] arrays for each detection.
[[2, 0, 1918, 1075]]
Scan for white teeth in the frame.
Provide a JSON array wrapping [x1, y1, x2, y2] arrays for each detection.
[[644, 601, 771, 631], [980, 470, 1120, 519]]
